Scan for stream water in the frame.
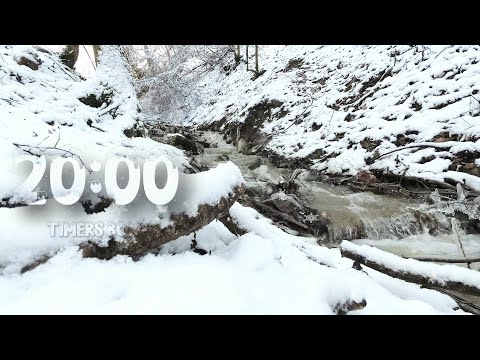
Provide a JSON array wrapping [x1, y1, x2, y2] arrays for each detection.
[[196, 131, 480, 269]]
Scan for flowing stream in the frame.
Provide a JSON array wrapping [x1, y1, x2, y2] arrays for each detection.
[[195, 131, 480, 269]]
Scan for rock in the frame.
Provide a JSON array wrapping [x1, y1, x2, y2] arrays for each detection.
[[298, 170, 320, 181], [17, 55, 41, 70], [332, 298, 367, 315], [246, 156, 262, 170], [81, 197, 114, 214], [216, 154, 230, 161], [360, 138, 381, 151], [237, 138, 248, 154], [168, 134, 203, 155], [355, 170, 377, 185], [459, 163, 480, 177], [124, 120, 147, 138]]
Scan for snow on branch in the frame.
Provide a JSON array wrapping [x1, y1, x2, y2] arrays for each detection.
[[340, 241, 480, 297]]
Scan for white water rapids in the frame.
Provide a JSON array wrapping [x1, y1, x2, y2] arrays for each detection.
[[195, 131, 480, 271]]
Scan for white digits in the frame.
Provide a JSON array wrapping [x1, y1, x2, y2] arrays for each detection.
[[104, 157, 141, 205], [143, 156, 179, 205], [15, 155, 47, 205], [50, 157, 86, 205]]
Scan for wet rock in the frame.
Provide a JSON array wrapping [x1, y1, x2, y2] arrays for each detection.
[[246, 156, 262, 170], [237, 138, 248, 154], [216, 154, 230, 161], [168, 134, 204, 155], [413, 210, 439, 235], [298, 170, 321, 182]]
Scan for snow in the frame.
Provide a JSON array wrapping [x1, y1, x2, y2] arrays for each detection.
[[0, 203, 463, 314], [173, 45, 480, 188], [174, 161, 244, 215]]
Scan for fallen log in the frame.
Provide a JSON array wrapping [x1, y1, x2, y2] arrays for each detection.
[[81, 184, 245, 260], [404, 256, 480, 264], [340, 241, 480, 297], [421, 286, 480, 315]]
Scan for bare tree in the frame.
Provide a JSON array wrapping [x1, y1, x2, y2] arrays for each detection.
[[131, 45, 230, 116], [255, 45, 259, 74], [93, 45, 101, 66], [59, 45, 79, 69], [234, 45, 241, 63]]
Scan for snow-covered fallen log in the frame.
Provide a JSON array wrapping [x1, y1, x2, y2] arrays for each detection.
[[404, 256, 480, 264], [81, 162, 245, 260], [341, 241, 480, 296]]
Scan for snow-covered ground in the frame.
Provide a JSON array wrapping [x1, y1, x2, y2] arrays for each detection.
[[177, 45, 480, 190], [0, 45, 478, 314], [0, 203, 464, 314]]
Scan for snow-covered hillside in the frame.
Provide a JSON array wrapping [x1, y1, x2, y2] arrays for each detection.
[[179, 45, 480, 191], [0, 45, 189, 203], [0, 45, 478, 314]]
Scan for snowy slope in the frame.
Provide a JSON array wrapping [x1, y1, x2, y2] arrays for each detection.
[[0, 45, 190, 202], [0, 45, 475, 314], [0, 45, 193, 265], [177, 45, 480, 190]]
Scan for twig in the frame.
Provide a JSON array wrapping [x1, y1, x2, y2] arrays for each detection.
[[82, 45, 97, 70], [13, 143, 92, 173], [54, 133, 60, 148], [451, 218, 471, 269], [375, 144, 452, 161], [281, 92, 315, 133], [51, 57, 79, 82], [470, 94, 480, 105], [13, 143, 37, 156], [434, 45, 454, 59], [399, 166, 410, 187]]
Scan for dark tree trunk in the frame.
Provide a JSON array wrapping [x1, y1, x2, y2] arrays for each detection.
[[235, 45, 241, 63], [255, 45, 259, 74], [59, 45, 79, 69], [93, 45, 101, 66]]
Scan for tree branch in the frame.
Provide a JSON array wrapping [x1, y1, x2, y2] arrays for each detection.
[[341, 242, 480, 297]]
